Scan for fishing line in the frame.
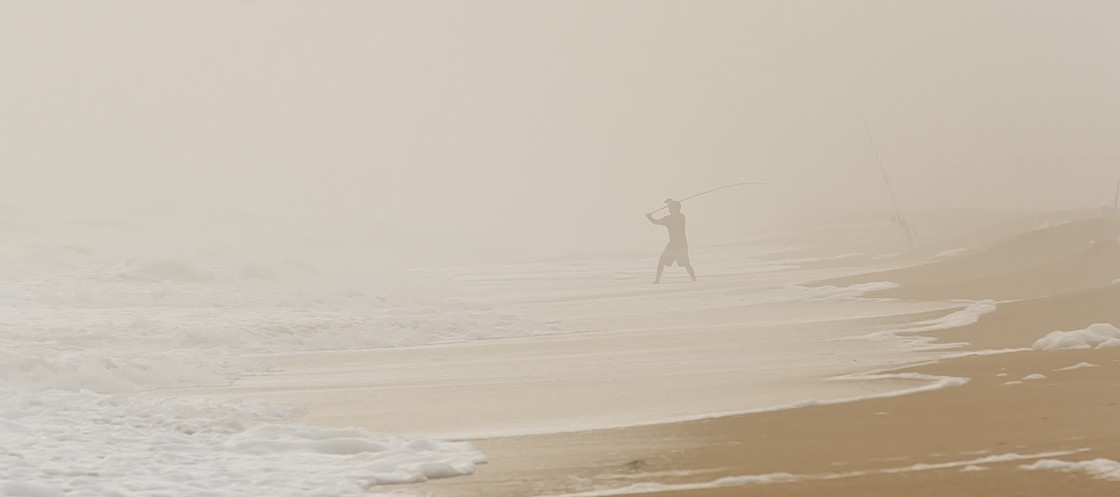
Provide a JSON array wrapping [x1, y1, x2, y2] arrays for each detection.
[[647, 182, 773, 215]]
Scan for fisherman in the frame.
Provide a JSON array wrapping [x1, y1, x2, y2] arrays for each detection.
[[646, 199, 696, 283]]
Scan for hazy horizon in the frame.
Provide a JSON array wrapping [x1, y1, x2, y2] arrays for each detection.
[[3, 1, 1118, 261]]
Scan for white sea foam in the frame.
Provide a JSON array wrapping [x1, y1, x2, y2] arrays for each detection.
[[870, 252, 902, 261], [1020, 458, 1120, 480], [782, 281, 899, 301], [910, 300, 998, 332], [0, 245, 558, 495], [885, 301, 998, 337], [1055, 362, 1098, 371], [0, 391, 485, 496], [933, 248, 967, 258], [847, 300, 998, 346], [541, 473, 798, 497], [1032, 323, 1120, 351], [1033, 221, 1067, 231], [882, 452, 1073, 473], [826, 371, 969, 396], [1022, 373, 1046, 381], [544, 450, 1087, 496], [777, 252, 866, 265], [1097, 338, 1120, 349]]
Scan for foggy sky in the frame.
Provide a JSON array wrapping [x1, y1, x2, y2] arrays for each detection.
[[3, 1, 1119, 258]]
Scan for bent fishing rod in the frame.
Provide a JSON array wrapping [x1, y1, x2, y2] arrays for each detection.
[[647, 181, 773, 215]]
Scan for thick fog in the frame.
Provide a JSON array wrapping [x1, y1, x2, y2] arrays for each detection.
[[3, 1, 1118, 265]]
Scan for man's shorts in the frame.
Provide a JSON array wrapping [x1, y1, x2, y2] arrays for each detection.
[[659, 245, 690, 267]]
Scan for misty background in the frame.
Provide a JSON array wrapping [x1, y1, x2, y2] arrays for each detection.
[[2, 1, 1118, 268]]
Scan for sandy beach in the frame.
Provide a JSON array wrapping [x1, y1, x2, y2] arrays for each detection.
[[410, 330, 1120, 497], [9, 3, 1120, 496], [387, 216, 1120, 496], [169, 213, 1120, 496]]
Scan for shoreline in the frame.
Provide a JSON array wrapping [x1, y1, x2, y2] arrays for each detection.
[[152, 215, 1120, 495], [171, 246, 969, 442], [175, 298, 955, 441], [402, 218, 1120, 496], [409, 339, 1120, 497]]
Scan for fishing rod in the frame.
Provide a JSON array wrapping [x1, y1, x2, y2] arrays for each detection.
[[1114, 179, 1119, 212], [857, 102, 915, 246], [647, 181, 772, 215]]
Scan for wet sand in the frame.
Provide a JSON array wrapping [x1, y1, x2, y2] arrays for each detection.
[[412, 310, 1120, 497]]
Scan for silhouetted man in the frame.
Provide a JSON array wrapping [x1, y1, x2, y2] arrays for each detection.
[[647, 199, 696, 283]]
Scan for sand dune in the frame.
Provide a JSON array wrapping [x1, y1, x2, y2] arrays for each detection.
[[743, 209, 1092, 266], [880, 239, 1120, 301], [819, 217, 1120, 301]]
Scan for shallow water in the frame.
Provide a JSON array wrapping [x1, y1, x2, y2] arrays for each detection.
[[1, 230, 974, 495], [192, 249, 965, 440], [0, 237, 546, 496]]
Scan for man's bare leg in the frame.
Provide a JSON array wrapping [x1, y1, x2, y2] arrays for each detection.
[[654, 263, 665, 284], [684, 264, 696, 281]]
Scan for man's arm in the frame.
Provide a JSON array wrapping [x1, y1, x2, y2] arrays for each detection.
[[646, 213, 665, 225]]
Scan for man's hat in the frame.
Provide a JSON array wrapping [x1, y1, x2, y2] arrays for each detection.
[[664, 199, 681, 208]]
